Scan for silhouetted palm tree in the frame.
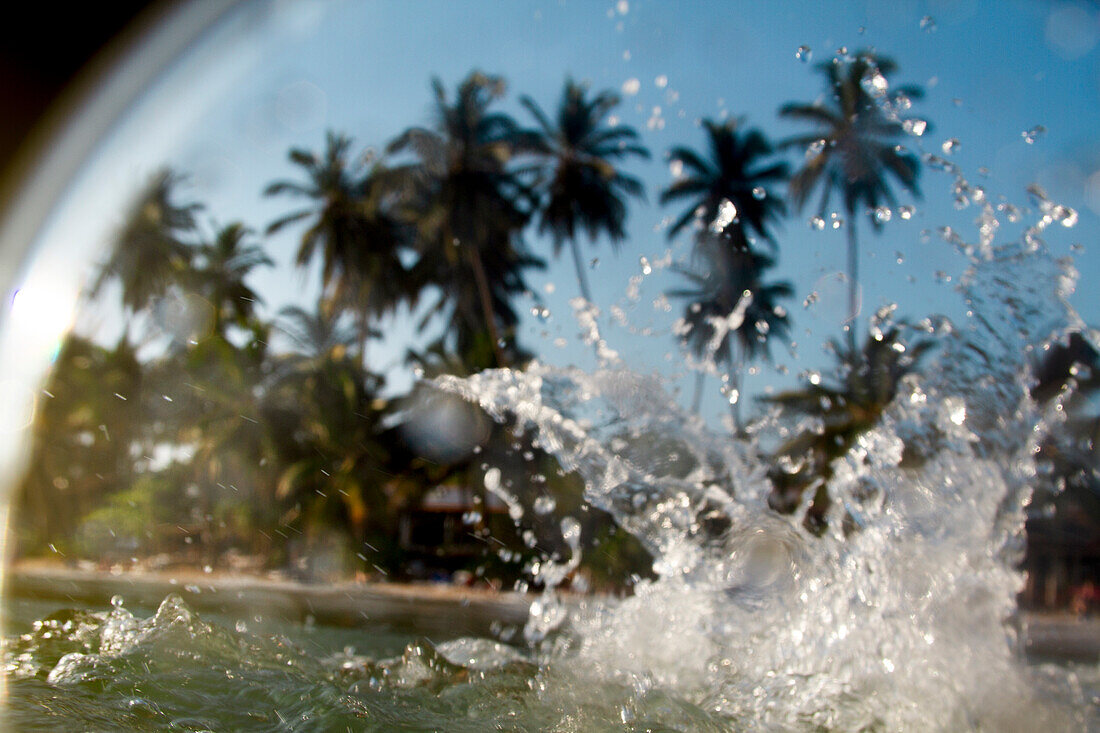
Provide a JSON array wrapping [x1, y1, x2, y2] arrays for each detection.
[[93, 169, 199, 321], [388, 71, 541, 369], [669, 231, 792, 428], [190, 222, 272, 337], [519, 78, 649, 304], [265, 132, 410, 359], [329, 165, 416, 356], [661, 118, 788, 248], [277, 300, 359, 366], [780, 52, 923, 337], [764, 326, 932, 531]]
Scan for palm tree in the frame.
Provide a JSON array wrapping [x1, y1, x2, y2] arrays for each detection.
[[93, 169, 199, 321], [16, 335, 145, 553], [267, 300, 395, 572], [519, 78, 649, 305], [190, 222, 273, 337], [669, 231, 792, 429], [276, 300, 359, 365], [764, 326, 933, 531], [264, 132, 411, 360], [661, 118, 788, 248], [388, 71, 541, 369], [780, 51, 923, 339]]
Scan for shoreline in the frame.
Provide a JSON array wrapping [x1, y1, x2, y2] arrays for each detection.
[[3, 561, 533, 638], [5, 562, 1100, 661]]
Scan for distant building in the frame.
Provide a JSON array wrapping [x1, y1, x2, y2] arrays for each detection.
[[1022, 500, 1100, 610], [398, 485, 510, 577]]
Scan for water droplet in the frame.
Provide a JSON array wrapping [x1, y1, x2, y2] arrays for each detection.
[[898, 205, 915, 220], [752, 186, 766, 200], [534, 495, 557, 515], [669, 159, 683, 178], [903, 119, 928, 137], [622, 78, 640, 96], [862, 69, 889, 98], [941, 138, 960, 155], [235, 620, 248, 633], [1057, 206, 1079, 228], [111, 595, 124, 609], [1022, 125, 1046, 144], [796, 45, 812, 63], [655, 74, 668, 88], [997, 202, 1021, 223], [873, 206, 892, 224], [531, 305, 551, 322], [639, 256, 653, 275], [895, 251, 905, 264], [809, 216, 826, 231], [934, 270, 952, 283], [806, 138, 827, 158], [920, 15, 936, 32], [711, 199, 738, 232]]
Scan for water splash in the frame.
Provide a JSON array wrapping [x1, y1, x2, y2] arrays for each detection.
[[423, 180, 1099, 728]]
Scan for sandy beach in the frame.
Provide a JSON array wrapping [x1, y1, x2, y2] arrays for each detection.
[[3, 561, 533, 638], [6, 561, 1100, 661]]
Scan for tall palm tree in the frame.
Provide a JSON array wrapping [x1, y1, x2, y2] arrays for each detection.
[[661, 118, 788, 248], [190, 222, 273, 337], [388, 71, 541, 369], [669, 231, 792, 429], [264, 132, 411, 360], [519, 78, 649, 305], [780, 52, 923, 339], [93, 169, 199, 320]]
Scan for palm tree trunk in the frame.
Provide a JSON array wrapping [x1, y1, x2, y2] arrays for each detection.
[[356, 311, 370, 367], [728, 340, 742, 433], [846, 218, 859, 350], [568, 237, 594, 304], [568, 236, 606, 361], [692, 371, 705, 414], [465, 244, 507, 368]]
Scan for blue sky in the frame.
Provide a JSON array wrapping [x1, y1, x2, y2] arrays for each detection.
[[28, 0, 1100, 425]]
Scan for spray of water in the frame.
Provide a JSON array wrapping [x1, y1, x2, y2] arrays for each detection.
[[426, 162, 1096, 729]]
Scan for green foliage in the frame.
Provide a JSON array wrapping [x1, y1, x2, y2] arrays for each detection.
[[14, 62, 958, 592], [74, 474, 177, 559]]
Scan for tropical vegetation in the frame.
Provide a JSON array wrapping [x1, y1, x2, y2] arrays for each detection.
[[17, 55, 1084, 592]]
